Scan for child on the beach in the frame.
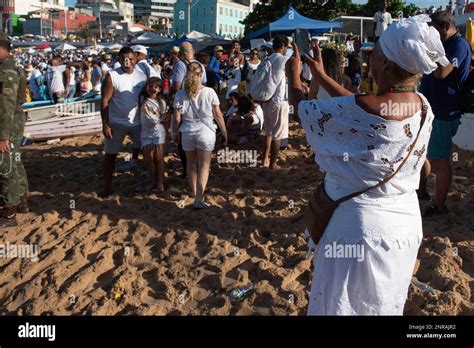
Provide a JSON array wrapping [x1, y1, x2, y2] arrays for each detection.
[[140, 77, 170, 194]]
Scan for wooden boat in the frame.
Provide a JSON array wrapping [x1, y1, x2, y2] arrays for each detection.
[[23, 94, 103, 141], [23, 94, 101, 122], [24, 112, 102, 141]]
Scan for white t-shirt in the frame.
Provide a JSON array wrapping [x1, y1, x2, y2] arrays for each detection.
[[46, 65, 67, 94], [69, 66, 76, 86], [136, 59, 159, 79], [374, 11, 393, 37], [269, 53, 289, 104], [108, 67, 148, 127], [29, 68, 42, 99], [173, 87, 219, 133], [226, 67, 241, 99], [101, 62, 110, 75], [140, 97, 167, 142]]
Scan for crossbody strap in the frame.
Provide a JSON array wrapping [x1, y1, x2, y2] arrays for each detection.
[[188, 92, 217, 133], [334, 95, 429, 204]]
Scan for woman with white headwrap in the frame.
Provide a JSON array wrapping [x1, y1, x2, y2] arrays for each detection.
[[287, 15, 448, 315]]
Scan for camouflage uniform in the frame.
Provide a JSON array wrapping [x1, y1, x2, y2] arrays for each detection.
[[0, 50, 29, 209]]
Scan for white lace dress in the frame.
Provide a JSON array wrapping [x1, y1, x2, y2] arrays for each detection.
[[298, 93, 434, 315]]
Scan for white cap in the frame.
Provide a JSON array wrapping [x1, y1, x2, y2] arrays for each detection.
[[131, 45, 148, 56]]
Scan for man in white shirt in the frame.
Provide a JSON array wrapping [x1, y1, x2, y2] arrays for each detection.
[[45, 55, 67, 103], [101, 47, 148, 196], [29, 64, 43, 101], [101, 54, 112, 77], [373, 0, 393, 42], [131, 45, 158, 79], [262, 36, 290, 170]]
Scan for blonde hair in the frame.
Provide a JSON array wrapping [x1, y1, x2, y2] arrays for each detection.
[[184, 62, 203, 98]]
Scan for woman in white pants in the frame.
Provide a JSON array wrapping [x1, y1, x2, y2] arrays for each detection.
[[173, 62, 228, 209]]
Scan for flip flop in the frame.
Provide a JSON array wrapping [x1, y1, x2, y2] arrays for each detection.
[[193, 201, 211, 210]]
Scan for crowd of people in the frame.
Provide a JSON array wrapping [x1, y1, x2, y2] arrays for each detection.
[[1, 2, 472, 316]]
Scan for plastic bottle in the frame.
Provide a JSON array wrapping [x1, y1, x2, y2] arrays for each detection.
[[228, 284, 254, 302]]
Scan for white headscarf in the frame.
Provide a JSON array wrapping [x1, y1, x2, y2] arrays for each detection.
[[379, 14, 450, 75]]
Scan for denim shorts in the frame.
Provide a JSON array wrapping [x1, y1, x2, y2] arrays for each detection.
[[427, 118, 461, 160]]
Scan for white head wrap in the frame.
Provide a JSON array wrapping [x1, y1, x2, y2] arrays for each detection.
[[379, 14, 450, 75]]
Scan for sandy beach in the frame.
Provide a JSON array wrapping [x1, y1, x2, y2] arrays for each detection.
[[0, 122, 472, 315]]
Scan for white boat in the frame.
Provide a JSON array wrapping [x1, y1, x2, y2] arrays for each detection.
[[24, 112, 102, 141], [453, 113, 474, 151], [24, 97, 101, 123]]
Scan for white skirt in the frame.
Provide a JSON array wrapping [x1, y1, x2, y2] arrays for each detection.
[[307, 190, 422, 316]]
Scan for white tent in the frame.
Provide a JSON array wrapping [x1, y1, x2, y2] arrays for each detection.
[[85, 44, 105, 50], [187, 30, 211, 41], [107, 43, 123, 51], [131, 31, 173, 44], [55, 43, 77, 51], [106, 24, 123, 30], [129, 26, 144, 33]]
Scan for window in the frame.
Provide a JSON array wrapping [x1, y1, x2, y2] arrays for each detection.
[[240, 11, 242, 18], [210, 23, 214, 29], [210, 7, 214, 13], [224, 24, 228, 31], [203, 23, 206, 31], [230, 9, 233, 16], [225, 8, 228, 16], [195, 24, 198, 29], [219, 7, 223, 15], [219, 23, 223, 31], [234, 26, 237, 33], [196, 7, 198, 15], [203, 7, 205, 15]]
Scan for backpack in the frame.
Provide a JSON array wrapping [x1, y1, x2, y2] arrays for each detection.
[[458, 70, 474, 113], [249, 54, 287, 103]]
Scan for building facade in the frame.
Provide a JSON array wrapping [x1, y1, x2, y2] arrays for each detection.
[[1, 0, 66, 32], [173, 0, 250, 36]]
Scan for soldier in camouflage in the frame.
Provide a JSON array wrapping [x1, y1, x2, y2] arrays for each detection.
[[0, 33, 29, 227]]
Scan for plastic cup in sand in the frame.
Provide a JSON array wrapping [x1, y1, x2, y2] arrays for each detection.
[[227, 284, 254, 302]]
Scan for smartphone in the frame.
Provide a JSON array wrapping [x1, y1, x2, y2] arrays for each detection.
[[294, 29, 310, 57]]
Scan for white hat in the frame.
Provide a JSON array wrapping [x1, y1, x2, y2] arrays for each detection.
[[379, 14, 449, 75], [131, 45, 148, 56]]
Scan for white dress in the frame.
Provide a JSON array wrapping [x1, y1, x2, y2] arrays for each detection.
[[298, 93, 434, 315]]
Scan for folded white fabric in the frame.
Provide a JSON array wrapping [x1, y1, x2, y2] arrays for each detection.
[[379, 14, 450, 75]]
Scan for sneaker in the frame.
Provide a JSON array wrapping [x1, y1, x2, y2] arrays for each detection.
[[423, 203, 449, 218]]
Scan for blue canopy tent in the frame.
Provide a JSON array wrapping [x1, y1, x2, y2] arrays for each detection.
[[248, 7, 342, 40]]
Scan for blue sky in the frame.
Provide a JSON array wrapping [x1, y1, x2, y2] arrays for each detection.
[[64, 0, 449, 9]]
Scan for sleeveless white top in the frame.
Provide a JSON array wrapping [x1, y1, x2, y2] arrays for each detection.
[[108, 67, 147, 127]]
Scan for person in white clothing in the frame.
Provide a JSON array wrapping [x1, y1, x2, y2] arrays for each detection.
[[374, 0, 393, 42], [225, 57, 241, 99], [287, 15, 449, 315], [262, 36, 290, 170], [140, 77, 170, 194], [173, 62, 227, 209], [101, 47, 148, 197], [132, 45, 159, 79]]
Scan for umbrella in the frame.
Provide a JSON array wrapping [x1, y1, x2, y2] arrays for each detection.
[[37, 44, 51, 50], [55, 43, 77, 51]]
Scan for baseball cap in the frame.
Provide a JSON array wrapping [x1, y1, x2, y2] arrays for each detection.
[[131, 45, 148, 56], [170, 46, 179, 54]]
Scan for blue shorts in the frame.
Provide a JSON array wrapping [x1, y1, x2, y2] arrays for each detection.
[[427, 118, 461, 160]]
